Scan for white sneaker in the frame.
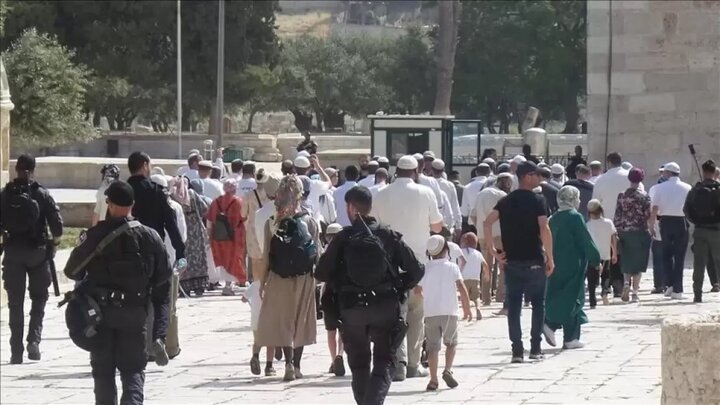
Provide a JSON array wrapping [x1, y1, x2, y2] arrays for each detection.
[[671, 292, 683, 300], [563, 340, 585, 350], [664, 287, 673, 297], [543, 324, 557, 347]]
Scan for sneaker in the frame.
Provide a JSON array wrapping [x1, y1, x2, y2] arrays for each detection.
[[631, 293, 639, 303], [511, 354, 524, 364], [671, 292, 683, 300], [392, 363, 407, 382], [589, 305, 596, 310], [406, 366, 428, 378], [333, 355, 345, 377], [264, 366, 277, 377], [664, 287, 674, 297], [283, 364, 295, 381], [529, 352, 545, 360], [250, 356, 261, 375], [543, 324, 557, 347], [293, 366, 303, 379], [602, 295, 610, 305], [442, 370, 459, 388], [621, 285, 630, 302], [693, 293, 702, 303], [563, 340, 585, 350], [711, 285, 720, 293], [152, 339, 169, 366], [26, 342, 41, 361]]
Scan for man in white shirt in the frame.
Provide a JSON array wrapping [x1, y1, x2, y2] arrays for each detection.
[[236, 161, 258, 197], [588, 161, 603, 184], [461, 163, 490, 231], [373, 155, 443, 381], [198, 160, 224, 201], [177, 152, 201, 181], [412, 154, 448, 214], [357, 160, 378, 188], [472, 173, 513, 305], [333, 165, 360, 227], [592, 152, 645, 222], [431, 159, 462, 235], [649, 162, 692, 299], [369, 167, 389, 198], [293, 155, 332, 222]]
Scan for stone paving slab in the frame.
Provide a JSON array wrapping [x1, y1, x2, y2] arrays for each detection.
[[1, 268, 718, 404]]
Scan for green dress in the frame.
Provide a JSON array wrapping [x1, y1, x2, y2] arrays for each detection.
[[546, 209, 601, 342]]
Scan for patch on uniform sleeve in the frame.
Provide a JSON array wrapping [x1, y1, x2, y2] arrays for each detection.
[[77, 230, 87, 246]]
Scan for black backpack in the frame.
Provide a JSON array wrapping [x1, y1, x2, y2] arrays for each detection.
[[1, 182, 40, 236], [269, 213, 317, 278], [691, 183, 720, 223], [212, 199, 237, 242], [342, 216, 396, 292]]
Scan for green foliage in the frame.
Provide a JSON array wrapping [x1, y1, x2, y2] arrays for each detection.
[[382, 26, 435, 114], [5, 29, 96, 146]]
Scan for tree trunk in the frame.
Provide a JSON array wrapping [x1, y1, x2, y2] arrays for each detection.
[[208, 103, 217, 135], [314, 108, 325, 132], [92, 112, 101, 127], [323, 109, 345, 131], [290, 109, 313, 133], [151, 121, 159, 132], [433, 0, 461, 115], [246, 108, 257, 133], [562, 99, 580, 133], [485, 98, 495, 134]]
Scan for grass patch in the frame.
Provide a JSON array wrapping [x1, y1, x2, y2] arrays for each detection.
[[58, 227, 85, 250]]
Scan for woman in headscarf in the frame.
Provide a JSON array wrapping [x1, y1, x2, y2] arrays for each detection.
[[613, 168, 651, 303], [256, 175, 320, 382], [544, 186, 601, 350], [171, 176, 211, 297], [208, 178, 247, 295]]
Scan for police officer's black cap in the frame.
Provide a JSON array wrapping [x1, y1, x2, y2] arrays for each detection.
[[16, 154, 36, 172], [105, 181, 134, 207]]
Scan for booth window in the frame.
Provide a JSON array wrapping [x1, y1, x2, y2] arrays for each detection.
[[387, 130, 428, 164], [452, 122, 480, 165]]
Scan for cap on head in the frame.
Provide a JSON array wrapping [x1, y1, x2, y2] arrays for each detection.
[[482, 157, 495, 165], [496, 163, 511, 174], [412, 153, 424, 161], [375, 167, 389, 178], [15, 154, 36, 172], [628, 167, 645, 183], [294, 156, 311, 169], [296, 150, 311, 158], [198, 160, 213, 169], [621, 162, 633, 170], [378, 156, 390, 164], [150, 174, 168, 188], [426, 234, 447, 256], [368, 160, 379, 168], [516, 161, 539, 178], [589, 161, 602, 167], [326, 223, 343, 236], [512, 155, 527, 165], [497, 172, 513, 181], [431, 159, 445, 170], [663, 162, 680, 174], [551, 163, 565, 175], [105, 181, 134, 207], [423, 151, 435, 160], [397, 155, 419, 170]]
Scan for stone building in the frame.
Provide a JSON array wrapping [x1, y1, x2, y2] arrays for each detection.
[[586, 0, 720, 181], [0, 59, 12, 185]]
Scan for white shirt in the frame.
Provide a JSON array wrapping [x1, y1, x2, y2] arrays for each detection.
[[369, 182, 387, 198], [460, 247, 484, 280], [589, 175, 600, 184], [448, 241, 465, 264], [334, 181, 358, 226], [164, 199, 187, 263], [255, 204, 275, 254], [587, 217, 616, 260], [461, 176, 488, 216], [373, 178, 443, 262], [308, 179, 331, 222], [650, 177, 691, 217], [177, 166, 199, 181], [318, 190, 337, 224], [592, 167, 644, 221], [472, 186, 506, 236], [244, 281, 262, 331], [201, 178, 224, 201], [237, 177, 257, 197], [438, 178, 462, 229], [357, 175, 375, 188], [418, 174, 446, 212], [420, 258, 463, 317]]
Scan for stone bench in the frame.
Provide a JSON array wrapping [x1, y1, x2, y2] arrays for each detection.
[[661, 312, 720, 405]]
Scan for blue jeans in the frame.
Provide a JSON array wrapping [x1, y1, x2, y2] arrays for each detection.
[[659, 217, 689, 293], [505, 260, 546, 356]]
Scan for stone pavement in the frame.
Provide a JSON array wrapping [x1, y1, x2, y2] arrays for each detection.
[[1, 269, 718, 405]]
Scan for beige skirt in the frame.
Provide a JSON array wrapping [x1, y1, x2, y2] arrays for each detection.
[[255, 271, 317, 348]]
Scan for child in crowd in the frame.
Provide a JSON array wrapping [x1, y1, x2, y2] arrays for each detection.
[[417, 235, 472, 391], [459, 232, 490, 320], [242, 281, 275, 376], [586, 199, 618, 307], [319, 223, 345, 376]]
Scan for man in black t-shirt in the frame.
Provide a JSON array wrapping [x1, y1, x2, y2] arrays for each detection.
[[483, 161, 555, 364]]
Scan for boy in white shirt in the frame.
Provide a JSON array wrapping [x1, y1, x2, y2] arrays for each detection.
[[242, 281, 276, 376], [459, 232, 489, 320], [586, 200, 618, 307], [417, 235, 472, 391]]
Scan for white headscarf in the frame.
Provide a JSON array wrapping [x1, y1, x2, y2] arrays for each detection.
[[557, 185, 580, 211]]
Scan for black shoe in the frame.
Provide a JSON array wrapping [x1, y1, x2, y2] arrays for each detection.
[[10, 355, 22, 365], [250, 356, 261, 375], [333, 355, 345, 377], [529, 351, 545, 360], [168, 348, 181, 360], [650, 288, 664, 294], [511, 354, 524, 364], [710, 285, 720, 293], [26, 342, 40, 361], [694, 293, 702, 303], [274, 347, 283, 361]]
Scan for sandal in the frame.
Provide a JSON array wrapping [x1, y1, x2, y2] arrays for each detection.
[[442, 370, 459, 388], [426, 381, 439, 391]]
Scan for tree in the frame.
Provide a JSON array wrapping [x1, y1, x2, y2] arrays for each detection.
[[382, 27, 436, 114], [433, 0, 461, 115], [237, 65, 284, 133], [5, 29, 95, 146]]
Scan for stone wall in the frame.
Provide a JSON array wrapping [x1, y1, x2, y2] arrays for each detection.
[[586, 0, 720, 182]]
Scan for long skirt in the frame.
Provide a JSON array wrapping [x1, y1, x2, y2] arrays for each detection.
[[255, 271, 317, 348], [619, 230, 651, 275]]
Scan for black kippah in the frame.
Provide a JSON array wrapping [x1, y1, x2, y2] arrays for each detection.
[[104, 181, 134, 207]]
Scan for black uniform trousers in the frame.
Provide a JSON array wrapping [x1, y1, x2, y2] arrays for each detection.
[[659, 217, 689, 293], [91, 324, 147, 405], [1, 245, 51, 356], [340, 299, 400, 405]]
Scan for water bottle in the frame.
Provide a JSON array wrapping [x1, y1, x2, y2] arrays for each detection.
[[175, 258, 187, 272]]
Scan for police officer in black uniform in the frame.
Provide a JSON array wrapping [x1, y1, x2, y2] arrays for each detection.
[[316, 186, 424, 405], [0, 154, 63, 364], [63, 181, 172, 404]]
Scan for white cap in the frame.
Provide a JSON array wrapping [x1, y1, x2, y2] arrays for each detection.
[[512, 155, 527, 164], [296, 150, 311, 158], [621, 161, 633, 170], [478, 163, 490, 169], [664, 162, 681, 174], [378, 156, 389, 164], [368, 160, 379, 167], [423, 151, 435, 159], [431, 159, 445, 170], [482, 157, 495, 165], [150, 174, 168, 188], [589, 160, 602, 167], [326, 223, 343, 235], [551, 163, 565, 175], [412, 153, 424, 161], [198, 160, 213, 169], [325, 167, 338, 177], [426, 235, 447, 256], [397, 155, 419, 170], [294, 156, 311, 169]]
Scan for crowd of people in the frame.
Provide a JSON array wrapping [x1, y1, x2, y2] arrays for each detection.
[[2, 141, 719, 404]]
